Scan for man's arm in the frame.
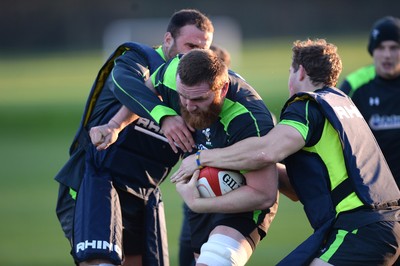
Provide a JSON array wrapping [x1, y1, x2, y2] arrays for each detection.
[[177, 164, 278, 213], [171, 124, 305, 182], [89, 105, 139, 150], [89, 79, 195, 153], [90, 77, 159, 146], [201, 124, 305, 169], [110, 49, 178, 120]]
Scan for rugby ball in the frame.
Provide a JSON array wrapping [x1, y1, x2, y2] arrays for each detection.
[[197, 167, 246, 198]]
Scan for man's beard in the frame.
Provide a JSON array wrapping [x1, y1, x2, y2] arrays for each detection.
[[180, 101, 222, 130]]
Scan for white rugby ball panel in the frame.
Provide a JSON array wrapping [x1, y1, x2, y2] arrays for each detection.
[[197, 167, 245, 198]]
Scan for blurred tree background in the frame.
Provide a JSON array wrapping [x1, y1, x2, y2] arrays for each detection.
[[1, 0, 400, 52]]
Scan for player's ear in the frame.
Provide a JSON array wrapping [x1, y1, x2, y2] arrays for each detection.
[[298, 65, 306, 81], [163, 32, 173, 48], [220, 82, 229, 97]]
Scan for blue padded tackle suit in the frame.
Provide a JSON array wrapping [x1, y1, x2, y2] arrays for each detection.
[[55, 42, 180, 265]]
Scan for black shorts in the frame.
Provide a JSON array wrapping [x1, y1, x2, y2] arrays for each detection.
[[318, 221, 400, 265], [188, 201, 278, 253], [56, 183, 76, 241]]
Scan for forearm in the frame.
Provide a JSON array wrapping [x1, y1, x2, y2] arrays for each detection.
[[190, 185, 276, 213], [110, 105, 139, 131], [171, 124, 305, 183], [198, 125, 304, 171], [182, 164, 278, 214], [89, 106, 139, 150], [199, 137, 274, 171]]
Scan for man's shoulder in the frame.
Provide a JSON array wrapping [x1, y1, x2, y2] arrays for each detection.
[[228, 69, 246, 81], [151, 55, 181, 91], [114, 42, 164, 67], [118, 42, 154, 54]]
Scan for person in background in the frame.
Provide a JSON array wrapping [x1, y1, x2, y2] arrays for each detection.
[[211, 44, 231, 67], [172, 39, 400, 265], [55, 9, 213, 266], [340, 16, 400, 187]]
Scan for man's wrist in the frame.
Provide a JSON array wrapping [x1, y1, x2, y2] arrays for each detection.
[[197, 149, 216, 168], [196, 150, 203, 169], [109, 119, 122, 131]]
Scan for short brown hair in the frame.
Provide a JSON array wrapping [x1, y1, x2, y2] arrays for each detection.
[[291, 39, 342, 87], [167, 9, 214, 38], [177, 49, 228, 91], [210, 44, 231, 67]]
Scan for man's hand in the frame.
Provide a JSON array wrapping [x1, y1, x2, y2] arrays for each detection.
[[89, 120, 121, 151], [176, 170, 201, 211], [170, 153, 198, 183], [161, 116, 195, 153]]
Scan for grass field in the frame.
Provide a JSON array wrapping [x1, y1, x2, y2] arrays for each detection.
[[0, 36, 371, 265]]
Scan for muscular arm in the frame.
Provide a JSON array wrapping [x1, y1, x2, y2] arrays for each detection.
[[111, 49, 178, 120], [89, 105, 139, 150], [89, 78, 195, 152], [177, 163, 278, 213], [171, 124, 305, 181], [88, 73, 154, 150], [201, 124, 305, 169]]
